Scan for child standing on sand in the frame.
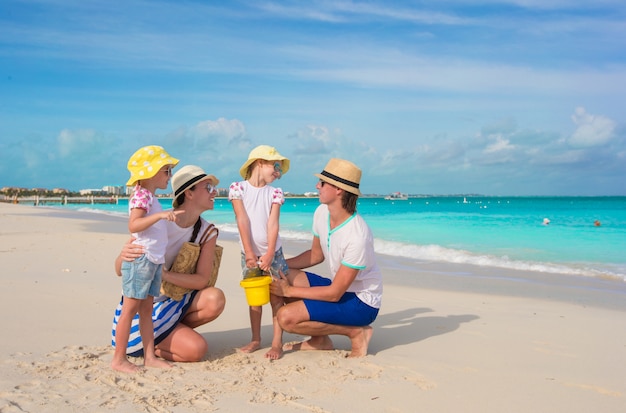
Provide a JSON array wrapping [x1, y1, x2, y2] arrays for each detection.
[[112, 145, 180, 373], [229, 145, 290, 360]]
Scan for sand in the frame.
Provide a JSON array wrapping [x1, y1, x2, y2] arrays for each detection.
[[1, 202, 625, 412]]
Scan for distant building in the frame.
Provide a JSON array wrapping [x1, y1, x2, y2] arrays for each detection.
[[1, 186, 28, 193], [79, 188, 107, 196], [78, 186, 125, 195], [103, 185, 125, 195]]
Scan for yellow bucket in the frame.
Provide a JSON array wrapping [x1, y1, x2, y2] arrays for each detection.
[[239, 275, 272, 306]]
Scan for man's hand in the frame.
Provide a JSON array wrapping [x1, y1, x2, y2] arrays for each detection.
[[269, 270, 290, 297]]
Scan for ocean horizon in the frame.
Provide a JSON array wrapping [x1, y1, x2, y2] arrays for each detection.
[[32, 195, 626, 283]]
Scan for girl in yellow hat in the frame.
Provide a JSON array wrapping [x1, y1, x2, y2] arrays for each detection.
[[112, 145, 180, 373], [228, 145, 290, 360]]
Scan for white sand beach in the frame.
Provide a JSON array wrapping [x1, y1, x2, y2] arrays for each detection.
[[1, 202, 625, 412]]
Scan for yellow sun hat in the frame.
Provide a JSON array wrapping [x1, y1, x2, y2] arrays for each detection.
[[126, 145, 179, 186], [239, 145, 290, 179]]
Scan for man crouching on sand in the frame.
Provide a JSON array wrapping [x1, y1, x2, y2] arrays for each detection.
[[270, 158, 383, 357]]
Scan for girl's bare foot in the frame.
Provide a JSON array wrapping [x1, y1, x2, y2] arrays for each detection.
[[264, 346, 283, 360], [238, 340, 261, 353], [348, 326, 373, 358], [111, 359, 143, 374]]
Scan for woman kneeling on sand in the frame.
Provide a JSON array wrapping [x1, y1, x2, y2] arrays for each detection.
[[270, 158, 383, 358], [112, 165, 226, 367]]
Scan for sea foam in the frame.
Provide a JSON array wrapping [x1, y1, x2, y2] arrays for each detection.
[[372, 238, 625, 281]]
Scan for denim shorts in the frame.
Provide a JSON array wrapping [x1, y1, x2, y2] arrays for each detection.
[[240, 246, 289, 278], [302, 272, 379, 327], [121, 254, 162, 299]]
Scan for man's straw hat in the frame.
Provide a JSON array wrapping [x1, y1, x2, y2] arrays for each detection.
[[314, 158, 362, 196]]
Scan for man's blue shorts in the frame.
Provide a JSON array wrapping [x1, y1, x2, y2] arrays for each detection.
[[303, 272, 379, 327]]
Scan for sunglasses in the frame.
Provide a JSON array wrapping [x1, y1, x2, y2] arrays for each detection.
[[273, 162, 283, 178], [162, 167, 173, 177], [274, 162, 283, 175], [205, 183, 216, 194]]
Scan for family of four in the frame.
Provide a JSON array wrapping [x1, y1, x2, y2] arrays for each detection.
[[111, 145, 383, 373]]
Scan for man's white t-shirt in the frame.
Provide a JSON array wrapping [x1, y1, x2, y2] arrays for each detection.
[[312, 204, 383, 309]]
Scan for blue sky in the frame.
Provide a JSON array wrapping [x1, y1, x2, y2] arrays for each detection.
[[1, 0, 625, 195]]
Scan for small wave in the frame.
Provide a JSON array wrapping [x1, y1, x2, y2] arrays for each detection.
[[271, 227, 626, 281], [373, 239, 625, 281], [75, 207, 127, 218], [255, 226, 626, 281], [218, 224, 314, 243]]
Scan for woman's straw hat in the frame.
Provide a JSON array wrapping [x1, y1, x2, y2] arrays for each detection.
[[239, 145, 290, 179], [171, 165, 219, 207], [126, 145, 179, 186], [314, 158, 362, 196]]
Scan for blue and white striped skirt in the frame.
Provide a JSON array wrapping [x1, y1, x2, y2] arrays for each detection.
[[111, 291, 197, 357]]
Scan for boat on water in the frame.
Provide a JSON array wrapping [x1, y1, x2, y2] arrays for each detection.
[[384, 192, 408, 200]]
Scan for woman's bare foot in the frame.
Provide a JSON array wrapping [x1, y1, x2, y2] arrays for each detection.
[[283, 335, 334, 352], [144, 357, 173, 369], [111, 359, 143, 374], [347, 326, 373, 358], [265, 346, 283, 360], [238, 340, 261, 353]]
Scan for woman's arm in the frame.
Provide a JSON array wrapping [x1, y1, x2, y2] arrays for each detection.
[[161, 235, 217, 290]]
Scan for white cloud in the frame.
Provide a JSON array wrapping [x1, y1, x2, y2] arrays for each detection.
[[57, 128, 98, 157], [568, 107, 616, 148], [484, 135, 515, 153], [184, 118, 249, 155], [291, 125, 339, 155], [192, 118, 246, 142]]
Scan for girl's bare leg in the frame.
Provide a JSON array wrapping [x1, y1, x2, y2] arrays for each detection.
[[139, 297, 172, 368], [240, 305, 262, 353], [111, 297, 143, 373]]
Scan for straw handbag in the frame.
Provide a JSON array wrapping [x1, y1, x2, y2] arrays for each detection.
[[161, 223, 223, 301]]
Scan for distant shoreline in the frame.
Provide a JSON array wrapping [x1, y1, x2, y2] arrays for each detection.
[[3, 194, 625, 203]]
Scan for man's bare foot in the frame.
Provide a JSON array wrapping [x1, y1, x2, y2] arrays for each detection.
[[144, 357, 173, 369], [238, 340, 261, 353], [283, 336, 334, 352], [264, 346, 283, 360], [347, 326, 373, 358], [111, 359, 143, 374]]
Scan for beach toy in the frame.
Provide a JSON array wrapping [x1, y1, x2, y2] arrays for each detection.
[[242, 266, 268, 279], [240, 275, 272, 306]]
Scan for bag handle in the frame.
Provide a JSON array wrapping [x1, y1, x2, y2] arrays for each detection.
[[198, 224, 219, 245]]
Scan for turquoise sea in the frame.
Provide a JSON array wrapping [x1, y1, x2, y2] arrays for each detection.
[[48, 195, 626, 282]]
